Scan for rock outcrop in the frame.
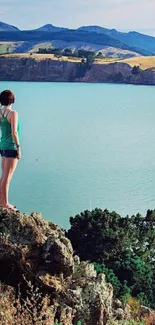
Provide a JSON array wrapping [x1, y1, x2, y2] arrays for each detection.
[[0, 54, 155, 85], [82, 62, 155, 85], [0, 209, 131, 325], [0, 55, 77, 82]]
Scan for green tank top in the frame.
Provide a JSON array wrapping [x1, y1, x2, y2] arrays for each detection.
[[0, 111, 21, 150]]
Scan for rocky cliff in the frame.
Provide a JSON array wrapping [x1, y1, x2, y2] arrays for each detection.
[[0, 55, 77, 82], [82, 62, 155, 85], [0, 54, 155, 85], [0, 209, 132, 325]]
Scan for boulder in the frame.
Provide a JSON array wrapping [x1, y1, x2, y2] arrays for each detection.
[[0, 209, 130, 324]]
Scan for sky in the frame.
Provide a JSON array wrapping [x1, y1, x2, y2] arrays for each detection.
[[0, 0, 155, 35]]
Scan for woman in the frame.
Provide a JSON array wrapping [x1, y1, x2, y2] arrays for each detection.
[[0, 90, 21, 211]]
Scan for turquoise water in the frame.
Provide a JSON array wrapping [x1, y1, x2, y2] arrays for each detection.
[[0, 81, 155, 229]]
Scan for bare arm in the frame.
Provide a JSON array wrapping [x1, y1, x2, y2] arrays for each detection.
[[10, 111, 21, 159], [10, 111, 20, 147]]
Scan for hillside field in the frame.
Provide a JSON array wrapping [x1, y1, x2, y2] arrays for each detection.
[[1, 53, 155, 71], [121, 56, 155, 70]]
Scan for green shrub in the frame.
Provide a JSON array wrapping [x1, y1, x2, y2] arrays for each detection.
[[67, 208, 155, 308], [94, 263, 121, 296]]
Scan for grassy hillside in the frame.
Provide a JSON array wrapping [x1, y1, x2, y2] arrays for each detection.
[[96, 55, 155, 70], [0, 40, 140, 58], [0, 30, 150, 56], [2, 53, 155, 71], [0, 42, 24, 54], [121, 56, 155, 70], [1, 53, 81, 62]]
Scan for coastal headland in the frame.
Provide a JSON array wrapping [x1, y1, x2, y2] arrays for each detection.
[[0, 53, 155, 85]]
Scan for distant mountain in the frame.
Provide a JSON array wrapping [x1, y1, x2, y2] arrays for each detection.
[[34, 24, 67, 32], [0, 21, 20, 32], [1, 22, 155, 56], [116, 31, 155, 54], [78, 25, 117, 35], [137, 29, 155, 37], [78, 25, 155, 54], [0, 30, 148, 56]]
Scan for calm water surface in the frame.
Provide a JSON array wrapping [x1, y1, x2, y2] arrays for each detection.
[[0, 82, 155, 228]]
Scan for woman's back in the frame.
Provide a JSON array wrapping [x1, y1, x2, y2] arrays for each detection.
[[0, 110, 21, 150]]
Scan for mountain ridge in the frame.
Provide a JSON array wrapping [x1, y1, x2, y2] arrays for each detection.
[[0, 21, 19, 31], [78, 25, 155, 53], [33, 23, 68, 32], [1, 21, 155, 39], [0, 21, 155, 56], [0, 29, 151, 56]]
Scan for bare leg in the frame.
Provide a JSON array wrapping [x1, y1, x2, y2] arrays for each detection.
[[0, 157, 5, 205], [0, 158, 16, 208], [1, 157, 18, 208]]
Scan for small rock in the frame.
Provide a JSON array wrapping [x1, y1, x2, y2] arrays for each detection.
[[114, 308, 125, 320]]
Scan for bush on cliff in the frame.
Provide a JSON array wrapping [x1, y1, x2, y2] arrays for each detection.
[[67, 208, 155, 308], [132, 65, 140, 74]]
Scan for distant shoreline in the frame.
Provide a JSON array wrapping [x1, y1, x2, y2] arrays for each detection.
[[0, 80, 154, 88], [0, 54, 155, 85]]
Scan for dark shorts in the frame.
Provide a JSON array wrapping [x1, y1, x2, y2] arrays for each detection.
[[0, 149, 18, 158]]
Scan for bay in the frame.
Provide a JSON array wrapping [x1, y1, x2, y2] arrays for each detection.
[[0, 81, 155, 229]]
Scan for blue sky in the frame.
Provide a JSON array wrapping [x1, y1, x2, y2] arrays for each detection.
[[0, 0, 155, 35]]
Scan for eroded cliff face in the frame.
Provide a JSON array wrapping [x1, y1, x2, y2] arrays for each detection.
[[82, 62, 155, 85], [0, 210, 131, 325], [0, 56, 77, 82], [0, 55, 155, 85]]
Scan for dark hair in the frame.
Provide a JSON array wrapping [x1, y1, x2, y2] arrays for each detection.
[[0, 90, 15, 106]]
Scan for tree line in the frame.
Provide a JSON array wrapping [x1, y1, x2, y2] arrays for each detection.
[[67, 208, 155, 308], [37, 47, 103, 60]]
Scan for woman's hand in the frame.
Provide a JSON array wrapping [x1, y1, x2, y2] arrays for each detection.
[[17, 147, 21, 160]]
